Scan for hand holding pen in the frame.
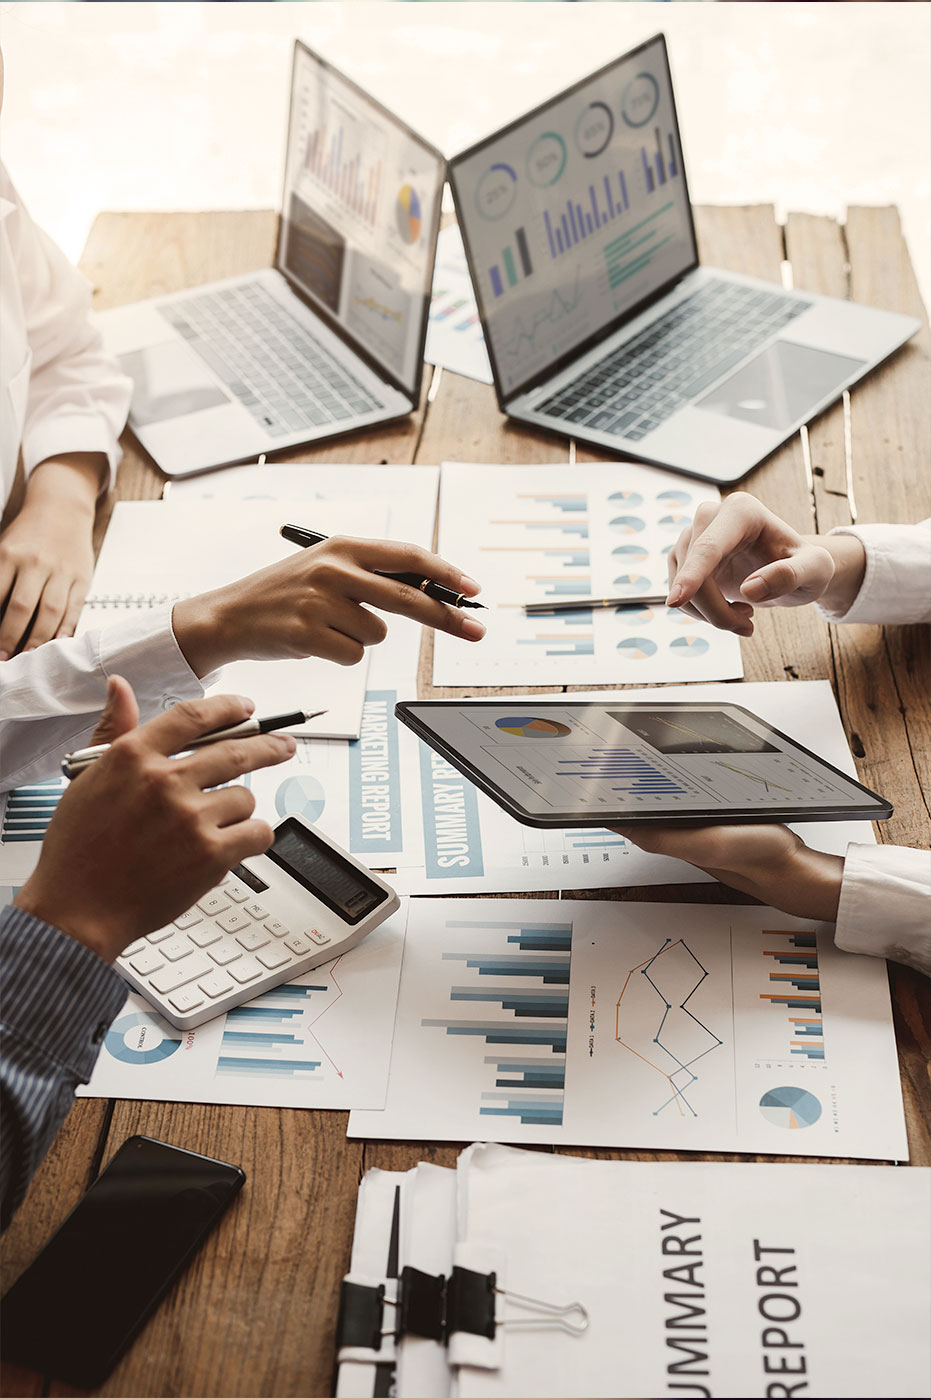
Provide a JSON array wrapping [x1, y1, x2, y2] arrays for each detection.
[[63, 709, 326, 779], [280, 526, 487, 610], [171, 533, 486, 676]]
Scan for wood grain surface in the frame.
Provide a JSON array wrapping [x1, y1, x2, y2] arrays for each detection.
[[2, 204, 927, 1399]]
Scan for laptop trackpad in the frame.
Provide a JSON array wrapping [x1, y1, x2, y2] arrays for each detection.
[[120, 341, 231, 426], [696, 340, 865, 430]]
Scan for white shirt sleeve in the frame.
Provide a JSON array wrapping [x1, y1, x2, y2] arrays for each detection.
[[834, 843, 931, 976], [0, 606, 205, 792], [0, 162, 131, 486], [818, 519, 931, 625]]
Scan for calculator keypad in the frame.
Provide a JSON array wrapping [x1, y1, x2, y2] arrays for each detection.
[[119, 873, 335, 1019], [115, 866, 382, 1029]]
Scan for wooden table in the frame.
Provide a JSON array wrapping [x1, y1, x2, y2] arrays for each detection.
[[2, 205, 929, 1399]]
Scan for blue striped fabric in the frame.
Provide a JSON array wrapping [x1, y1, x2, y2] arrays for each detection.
[[0, 904, 126, 1229]]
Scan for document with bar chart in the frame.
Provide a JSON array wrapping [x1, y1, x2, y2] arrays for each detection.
[[349, 899, 906, 1159], [79, 907, 407, 1110], [425, 224, 492, 383], [0, 776, 66, 883], [431, 461, 743, 685]]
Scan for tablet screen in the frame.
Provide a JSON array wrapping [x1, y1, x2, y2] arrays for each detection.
[[397, 701, 890, 826]]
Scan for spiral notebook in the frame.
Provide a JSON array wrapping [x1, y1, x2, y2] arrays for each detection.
[[79, 498, 387, 739]]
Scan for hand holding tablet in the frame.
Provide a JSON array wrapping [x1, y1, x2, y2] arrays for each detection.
[[396, 700, 891, 828]]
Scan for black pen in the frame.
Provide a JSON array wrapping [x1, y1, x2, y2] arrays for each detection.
[[62, 709, 326, 779], [280, 524, 487, 609]]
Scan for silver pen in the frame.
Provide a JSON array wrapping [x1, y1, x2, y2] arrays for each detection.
[[62, 709, 326, 780]]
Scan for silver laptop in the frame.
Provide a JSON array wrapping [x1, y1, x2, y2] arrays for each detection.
[[97, 41, 444, 477], [448, 34, 919, 484]]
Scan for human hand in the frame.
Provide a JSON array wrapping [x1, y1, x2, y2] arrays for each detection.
[[612, 822, 844, 921], [0, 455, 107, 659], [13, 680, 297, 962], [172, 535, 487, 677], [665, 493, 863, 636]]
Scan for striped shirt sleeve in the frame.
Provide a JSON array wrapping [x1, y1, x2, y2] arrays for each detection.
[[0, 904, 127, 1230]]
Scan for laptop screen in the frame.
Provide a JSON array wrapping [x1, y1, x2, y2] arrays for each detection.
[[449, 35, 698, 400], [278, 42, 444, 398]]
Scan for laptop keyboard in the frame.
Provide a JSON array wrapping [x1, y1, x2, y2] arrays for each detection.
[[158, 283, 383, 437], [536, 279, 811, 441]]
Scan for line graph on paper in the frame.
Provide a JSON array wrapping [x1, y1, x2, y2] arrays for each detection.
[[614, 937, 724, 1117]]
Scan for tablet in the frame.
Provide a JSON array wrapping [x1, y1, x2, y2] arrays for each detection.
[[396, 699, 892, 828]]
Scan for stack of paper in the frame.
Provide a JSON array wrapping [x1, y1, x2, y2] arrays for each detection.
[[336, 1144, 931, 1399]]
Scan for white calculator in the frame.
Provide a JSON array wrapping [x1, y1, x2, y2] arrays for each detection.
[[116, 814, 400, 1030]]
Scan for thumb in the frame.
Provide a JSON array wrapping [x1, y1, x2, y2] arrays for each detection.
[[90, 675, 141, 746], [740, 545, 834, 605]]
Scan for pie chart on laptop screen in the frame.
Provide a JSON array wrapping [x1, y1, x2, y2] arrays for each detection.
[[495, 716, 571, 738]]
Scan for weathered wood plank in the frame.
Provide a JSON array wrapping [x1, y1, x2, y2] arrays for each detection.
[[61, 1101, 363, 1399], [844, 205, 931, 526], [0, 1101, 110, 1397]]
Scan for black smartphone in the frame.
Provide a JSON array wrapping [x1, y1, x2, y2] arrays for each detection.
[[0, 1135, 245, 1388]]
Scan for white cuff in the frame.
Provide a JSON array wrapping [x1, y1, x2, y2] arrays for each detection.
[[818, 521, 931, 625], [834, 843, 931, 975], [22, 413, 121, 489]]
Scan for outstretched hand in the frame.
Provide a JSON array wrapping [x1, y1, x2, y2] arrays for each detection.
[[612, 822, 845, 922], [665, 493, 856, 636], [173, 534, 487, 677]]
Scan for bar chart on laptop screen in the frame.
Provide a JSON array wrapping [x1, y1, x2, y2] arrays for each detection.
[[453, 38, 695, 393]]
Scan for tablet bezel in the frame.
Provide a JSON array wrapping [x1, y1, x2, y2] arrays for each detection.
[[395, 699, 893, 828]]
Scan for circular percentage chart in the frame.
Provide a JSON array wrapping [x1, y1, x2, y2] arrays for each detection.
[[276, 774, 327, 824], [494, 716, 572, 738], [760, 1086, 822, 1130], [396, 184, 422, 244]]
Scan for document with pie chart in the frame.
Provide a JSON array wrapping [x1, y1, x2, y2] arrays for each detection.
[[78, 904, 409, 1111], [349, 898, 907, 1160], [432, 460, 744, 685]]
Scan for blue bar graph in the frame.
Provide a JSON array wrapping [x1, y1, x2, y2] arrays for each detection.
[[216, 1057, 322, 1079], [1, 778, 67, 842], [221, 1031, 302, 1049], [519, 493, 586, 512], [423, 917, 574, 1125], [518, 633, 594, 657], [529, 577, 592, 597], [544, 171, 634, 260], [496, 520, 588, 538], [567, 833, 627, 849], [760, 931, 825, 1061], [557, 748, 687, 795]]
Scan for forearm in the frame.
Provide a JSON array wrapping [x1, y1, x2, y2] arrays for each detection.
[[19, 453, 106, 521], [0, 608, 204, 791], [172, 589, 232, 676], [0, 906, 126, 1229], [800, 532, 866, 616]]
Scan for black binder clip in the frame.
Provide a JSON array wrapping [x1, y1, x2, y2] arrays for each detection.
[[337, 1265, 588, 1360]]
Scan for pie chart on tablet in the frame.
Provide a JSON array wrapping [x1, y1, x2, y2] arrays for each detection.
[[495, 716, 571, 738]]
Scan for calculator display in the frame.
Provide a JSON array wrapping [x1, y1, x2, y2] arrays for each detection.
[[265, 818, 385, 925]]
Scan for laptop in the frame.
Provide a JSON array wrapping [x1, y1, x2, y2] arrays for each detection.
[[448, 34, 920, 484], [97, 40, 444, 477]]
